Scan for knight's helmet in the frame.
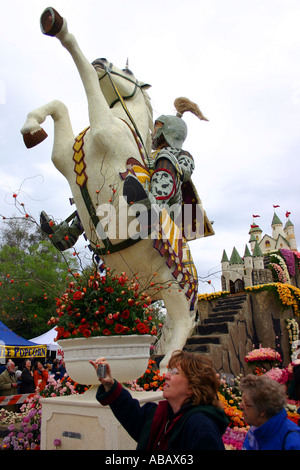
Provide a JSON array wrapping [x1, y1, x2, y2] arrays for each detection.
[[154, 97, 208, 149]]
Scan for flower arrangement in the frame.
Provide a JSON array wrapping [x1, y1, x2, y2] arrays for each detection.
[[244, 346, 282, 368], [0, 373, 86, 450], [222, 426, 248, 450], [218, 392, 245, 428], [1, 403, 41, 450], [265, 367, 291, 384], [48, 267, 158, 340], [126, 358, 165, 391]]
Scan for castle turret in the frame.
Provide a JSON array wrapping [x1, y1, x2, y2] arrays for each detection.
[[221, 249, 229, 270], [244, 244, 253, 288], [284, 218, 297, 251], [272, 212, 284, 240], [249, 224, 262, 252], [221, 250, 230, 291], [253, 241, 264, 270], [229, 247, 244, 278]]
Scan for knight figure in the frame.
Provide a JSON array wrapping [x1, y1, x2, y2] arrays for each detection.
[[40, 97, 208, 248]]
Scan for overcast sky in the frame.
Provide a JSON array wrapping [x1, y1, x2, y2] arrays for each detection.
[[1, 0, 300, 293]]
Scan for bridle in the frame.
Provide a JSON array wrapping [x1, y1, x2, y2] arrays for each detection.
[[93, 59, 142, 108], [92, 59, 151, 166]]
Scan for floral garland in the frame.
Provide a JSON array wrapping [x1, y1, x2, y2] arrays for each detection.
[[286, 318, 300, 358], [245, 283, 300, 316], [198, 291, 230, 301], [280, 249, 296, 277], [277, 284, 300, 316], [269, 263, 288, 283], [270, 253, 290, 283], [294, 252, 300, 270]]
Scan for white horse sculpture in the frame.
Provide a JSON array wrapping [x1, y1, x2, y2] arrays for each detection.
[[21, 7, 213, 371]]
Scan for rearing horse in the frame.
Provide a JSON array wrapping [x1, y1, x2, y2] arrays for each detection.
[[21, 7, 213, 371]]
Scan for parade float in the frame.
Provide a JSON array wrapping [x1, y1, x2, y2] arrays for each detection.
[[19, 7, 213, 449]]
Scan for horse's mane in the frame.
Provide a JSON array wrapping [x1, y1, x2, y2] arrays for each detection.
[[141, 89, 154, 154]]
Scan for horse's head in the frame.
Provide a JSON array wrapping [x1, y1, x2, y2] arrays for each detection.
[[92, 58, 151, 109]]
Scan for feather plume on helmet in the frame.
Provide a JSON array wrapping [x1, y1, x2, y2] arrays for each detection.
[[153, 98, 208, 149], [174, 97, 209, 121]]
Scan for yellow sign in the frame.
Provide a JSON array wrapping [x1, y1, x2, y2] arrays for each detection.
[[0, 344, 47, 359]]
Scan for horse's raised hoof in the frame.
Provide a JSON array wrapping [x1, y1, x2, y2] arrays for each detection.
[[23, 128, 48, 148], [40, 7, 64, 37]]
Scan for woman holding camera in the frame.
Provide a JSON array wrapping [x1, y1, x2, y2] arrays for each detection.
[[90, 350, 228, 450]]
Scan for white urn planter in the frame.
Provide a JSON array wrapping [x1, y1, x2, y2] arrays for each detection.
[[57, 334, 154, 385], [41, 334, 162, 450]]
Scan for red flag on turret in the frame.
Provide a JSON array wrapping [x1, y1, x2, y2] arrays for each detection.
[[286, 211, 291, 218], [273, 204, 280, 208], [252, 214, 260, 218]]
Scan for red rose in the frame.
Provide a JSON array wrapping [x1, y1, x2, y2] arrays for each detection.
[[98, 306, 106, 314], [105, 286, 114, 293], [114, 324, 125, 334], [122, 309, 130, 319], [103, 329, 112, 336], [83, 329, 91, 338], [136, 322, 150, 334], [73, 291, 83, 300]]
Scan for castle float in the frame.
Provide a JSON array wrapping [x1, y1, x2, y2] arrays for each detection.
[[221, 209, 299, 293]]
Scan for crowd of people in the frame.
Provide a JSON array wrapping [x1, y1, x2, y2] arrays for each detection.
[[0, 357, 66, 411], [1, 350, 300, 450], [91, 350, 300, 451]]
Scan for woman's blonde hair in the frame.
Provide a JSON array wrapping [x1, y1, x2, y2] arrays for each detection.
[[168, 350, 221, 408]]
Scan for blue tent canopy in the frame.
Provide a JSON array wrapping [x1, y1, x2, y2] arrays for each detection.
[[0, 321, 38, 346], [0, 321, 46, 359]]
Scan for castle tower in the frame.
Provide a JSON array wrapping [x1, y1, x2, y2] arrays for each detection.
[[271, 212, 284, 240], [229, 247, 244, 278], [221, 250, 230, 291], [244, 244, 253, 288], [249, 224, 262, 252], [284, 218, 297, 251], [221, 249, 229, 271], [253, 241, 264, 270]]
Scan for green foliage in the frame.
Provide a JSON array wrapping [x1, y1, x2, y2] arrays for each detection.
[[0, 219, 78, 338]]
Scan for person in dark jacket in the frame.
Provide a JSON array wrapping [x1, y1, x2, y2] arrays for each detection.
[[90, 350, 229, 450], [20, 359, 35, 394], [240, 374, 300, 450]]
